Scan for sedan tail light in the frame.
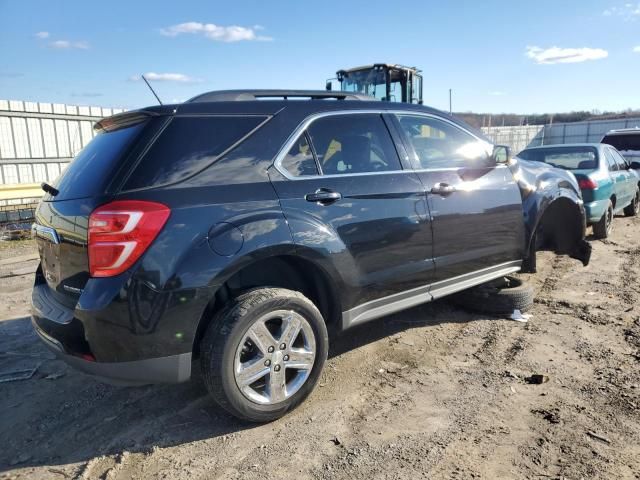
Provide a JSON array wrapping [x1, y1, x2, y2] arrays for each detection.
[[88, 200, 170, 277], [578, 178, 598, 190]]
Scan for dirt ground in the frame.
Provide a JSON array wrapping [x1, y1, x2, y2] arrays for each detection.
[[1, 216, 639, 480]]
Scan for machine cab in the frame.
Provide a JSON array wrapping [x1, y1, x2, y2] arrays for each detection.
[[326, 63, 423, 104]]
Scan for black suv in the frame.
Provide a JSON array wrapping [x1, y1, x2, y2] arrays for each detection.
[[31, 90, 591, 421]]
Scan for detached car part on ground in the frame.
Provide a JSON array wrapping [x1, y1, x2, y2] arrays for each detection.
[[518, 144, 640, 239], [31, 90, 590, 422]]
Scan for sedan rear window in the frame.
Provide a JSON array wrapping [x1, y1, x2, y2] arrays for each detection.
[[123, 115, 267, 190], [518, 147, 599, 170]]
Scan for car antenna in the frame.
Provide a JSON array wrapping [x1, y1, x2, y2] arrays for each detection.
[[141, 74, 163, 105]]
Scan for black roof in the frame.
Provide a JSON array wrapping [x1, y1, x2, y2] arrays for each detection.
[[104, 90, 490, 142], [187, 89, 374, 102]]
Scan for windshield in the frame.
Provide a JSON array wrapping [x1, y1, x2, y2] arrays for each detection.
[[340, 68, 409, 102], [518, 146, 599, 170], [341, 69, 387, 100]]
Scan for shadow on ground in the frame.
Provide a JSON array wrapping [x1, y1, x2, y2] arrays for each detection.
[[0, 300, 492, 471]]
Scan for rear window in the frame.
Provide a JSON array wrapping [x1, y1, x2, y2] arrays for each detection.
[[123, 116, 266, 190], [518, 146, 599, 170], [51, 123, 145, 200], [601, 134, 640, 155], [602, 131, 640, 162]]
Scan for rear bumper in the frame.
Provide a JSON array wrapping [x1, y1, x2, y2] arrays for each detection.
[[30, 270, 202, 385], [583, 199, 608, 224], [32, 317, 191, 385]]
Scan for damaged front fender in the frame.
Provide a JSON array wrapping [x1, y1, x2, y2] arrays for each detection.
[[510, 158, 592, 272]]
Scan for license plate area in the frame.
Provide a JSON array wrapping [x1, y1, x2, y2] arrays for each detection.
[[33, 224, 62, 289]]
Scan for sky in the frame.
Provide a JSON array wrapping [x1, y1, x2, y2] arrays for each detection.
[[0, 0, 639, 114]]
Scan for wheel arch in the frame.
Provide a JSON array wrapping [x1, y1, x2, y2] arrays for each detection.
[[522, 194, 590, 272], [192, 253, 343, 357]]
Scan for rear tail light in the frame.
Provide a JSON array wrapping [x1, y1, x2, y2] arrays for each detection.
[[578, 178, 598, 190], [88, 200, 170, 277]]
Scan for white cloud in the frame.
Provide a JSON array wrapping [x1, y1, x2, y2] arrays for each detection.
[[129, 72, 202, 83], [603, 3, 640, 19], [526, 46, 608, 64], [50, 40, 90, 50], [634, 45, 640, 53], [160, 22, 273, 42], [35, 31, 49, 39]]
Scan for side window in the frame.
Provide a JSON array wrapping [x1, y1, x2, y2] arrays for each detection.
[[306, 114, 402, 175], [123, 116, 266, 190], [611, 149, 629, 170], [281, 133, 318, 177], [604, 149, 618, 171], [395, 115, 491, 169]]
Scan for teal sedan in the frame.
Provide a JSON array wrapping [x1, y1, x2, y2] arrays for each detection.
[[517, 144, 640, 239]]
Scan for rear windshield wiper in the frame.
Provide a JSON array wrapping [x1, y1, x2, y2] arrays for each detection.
[[41, 182, 59, 196]]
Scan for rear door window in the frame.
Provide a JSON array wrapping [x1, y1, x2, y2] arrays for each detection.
[[123, 115, 267, 190], [604, 148, 619, 171], [610, 149, 629, 170], [306, 114, 401, 175], [281, 133, 319, 177]]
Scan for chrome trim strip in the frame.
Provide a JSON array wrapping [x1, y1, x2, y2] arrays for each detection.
[[32, 224, 60, 245], [341, 260, 522, 329], [272, 109, 493, 181], [428, 262, 521, 301], [411, 164, 510, 174]]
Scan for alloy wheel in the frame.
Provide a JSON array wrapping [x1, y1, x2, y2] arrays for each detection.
[[233, 310, 316, 405]]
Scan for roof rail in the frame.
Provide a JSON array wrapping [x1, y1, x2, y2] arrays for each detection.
[[187, 89, 375, 103]]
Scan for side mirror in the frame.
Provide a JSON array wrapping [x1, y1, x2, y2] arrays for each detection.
[[630, 161, 640, 170], [492, 145, 511, 164]]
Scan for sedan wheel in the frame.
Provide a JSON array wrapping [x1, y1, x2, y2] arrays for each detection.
[[593, 201, 613, 239], [623, 190, 639, 217]]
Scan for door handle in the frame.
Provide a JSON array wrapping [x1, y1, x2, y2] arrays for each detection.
[[430, 183, 456, 195], [305, 189, 342, 204]]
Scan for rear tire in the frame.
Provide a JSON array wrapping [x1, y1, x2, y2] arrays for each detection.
[[593, 200, 613, 239], [623, 189, 639, 217], [200, 287, 328, 422], [451, 275, 534, 315]]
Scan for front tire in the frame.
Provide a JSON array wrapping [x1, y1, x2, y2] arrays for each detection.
[[592, 200, 613, 239], [623, 189, 639, 217], [200, 288, 328, 422]]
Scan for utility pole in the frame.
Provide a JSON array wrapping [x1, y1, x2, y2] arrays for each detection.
[[449, 89, 452, 115]]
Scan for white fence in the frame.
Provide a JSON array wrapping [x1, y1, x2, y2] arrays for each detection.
[[483, 117, 640, 153], [0, 100, 124, 205], [481, 125, 544, 154]]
